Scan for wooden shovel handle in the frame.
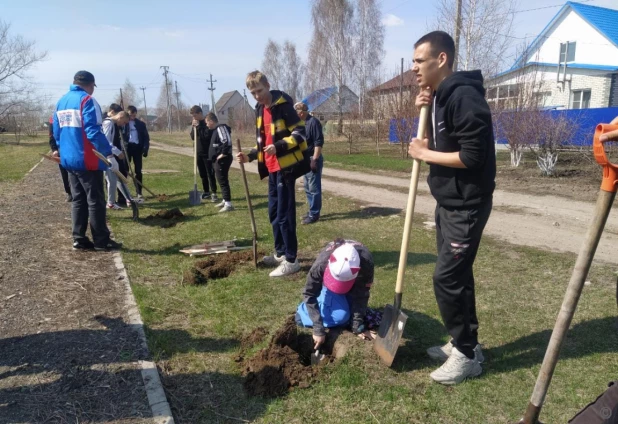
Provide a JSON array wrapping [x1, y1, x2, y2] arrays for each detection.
[[394, 105, 430, 297], [593, 124, 618, 193], [91, 149, 131, 185]]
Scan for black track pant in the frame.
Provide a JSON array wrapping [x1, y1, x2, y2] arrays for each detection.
[[433, 200, 492, 359], [127, 143, 143, 195], [197, 154, 217, 195], [213, 156, 232, 201]]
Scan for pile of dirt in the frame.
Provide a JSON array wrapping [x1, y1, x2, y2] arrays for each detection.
[[157, 194, 170, 202], [240, 316, 325, 398], [240, 327, 269, 350], [144, 207, 183, 228], [183, 250, 257, 285]]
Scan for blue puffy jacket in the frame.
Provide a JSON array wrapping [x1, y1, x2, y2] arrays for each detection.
[[53, 85, 111, 171]]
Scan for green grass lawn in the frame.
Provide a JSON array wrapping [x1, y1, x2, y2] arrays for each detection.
[[107, 148, 618, 423], [0, 138, 50, 183]]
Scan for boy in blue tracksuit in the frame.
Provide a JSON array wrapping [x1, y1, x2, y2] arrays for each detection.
[[53, 70, 122, 251]]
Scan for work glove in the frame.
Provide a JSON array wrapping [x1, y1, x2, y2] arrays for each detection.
[[310, 158, 318, 173], [108, 156, 119, 173], [143, 150, 148, 158]]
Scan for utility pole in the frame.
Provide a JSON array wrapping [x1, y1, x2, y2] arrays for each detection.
[[160, 66, 172, 133], [207, 74, 217, 115], [174, 80, 181, 131], [243, 89, 249, 127], [399, 58, 404, 111], [140, 86, 148, 127], [453, 0, 463, 71], [119, 88, 124, 109]]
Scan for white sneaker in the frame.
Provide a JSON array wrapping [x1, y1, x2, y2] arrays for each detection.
[[136, 194, 145, 204], [269, 260, 300, 277], [263, 252, 285, 267], [430, 346, 482, 385], [215, 200, 226, 208], [218, 204, 235, 213], [107, 203, 123, 210], [427, 341, 484, 363]]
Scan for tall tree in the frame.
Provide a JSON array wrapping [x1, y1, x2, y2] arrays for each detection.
[[432, 0, 516, 76], [281, 41, 303, 102], [0, 20, 47, 123], [113, 79, 141, 109], [307, 0, 355, 130], [155, 80, 172, 130], [354, 0, 384, 118], [261, 39, 282, 90]]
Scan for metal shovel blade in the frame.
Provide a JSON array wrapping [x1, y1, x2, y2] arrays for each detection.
[[311, 349, 325, 366], [189, 185, 202, 206], [374, 304, 408, 367]]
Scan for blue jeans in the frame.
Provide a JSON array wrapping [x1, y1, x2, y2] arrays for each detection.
[[304, 155, 323, 218], [268, 171, 297, 262]]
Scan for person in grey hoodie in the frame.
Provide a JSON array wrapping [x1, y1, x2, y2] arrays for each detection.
[[408, 31, 495, 385]]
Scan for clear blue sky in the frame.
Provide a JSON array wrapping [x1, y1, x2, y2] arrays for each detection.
[[2, 0, 616, 110]]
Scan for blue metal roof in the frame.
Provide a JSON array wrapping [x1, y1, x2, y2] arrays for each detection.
[[501, 2, 618, 77], [301, 87, 338, 112], [569, 2, 618, 48]]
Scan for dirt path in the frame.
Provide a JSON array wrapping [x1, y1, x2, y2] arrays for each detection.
[[0, 160, 153, 423], [150, 142, 618, 263]]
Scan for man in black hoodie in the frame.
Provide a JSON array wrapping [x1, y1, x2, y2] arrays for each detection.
[[408, 31, 495, 385], [190, 105, 218, 202]]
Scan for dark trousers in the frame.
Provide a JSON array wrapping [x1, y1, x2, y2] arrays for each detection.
[[433, 200, 492, 358], [197, 154, 217, 194], [213, 156, 232, 201], [68, 170, 110, 247], [127, 143, 143, 195], [58, 164, 71, 195], [268, 171, 297, 262]]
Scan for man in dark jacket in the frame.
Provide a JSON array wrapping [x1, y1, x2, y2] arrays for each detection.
[[296, 240, 374, 349], [190, 105, 218, 202], [294, 101, 324, 224], [408, 31, 495, 385], [122, 105, 150, 202], [48, 115, 72, 202], [237, 70, 309, 278], [205, 112, 234, 212]]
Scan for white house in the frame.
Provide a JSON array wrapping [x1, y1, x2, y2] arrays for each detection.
[[488, 1, 618, 110]]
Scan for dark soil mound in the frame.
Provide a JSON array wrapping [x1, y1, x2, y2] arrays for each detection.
[[144, 207, 184, 228], [183, 250, 258, 285], [240, 327, 269, 350], [241, 316, 325, 398]]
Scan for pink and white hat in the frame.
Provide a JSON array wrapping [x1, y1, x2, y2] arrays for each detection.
[[323, 243, 361, 294]]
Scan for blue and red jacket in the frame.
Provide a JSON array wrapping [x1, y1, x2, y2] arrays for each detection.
[[53, 85, 111, 171]]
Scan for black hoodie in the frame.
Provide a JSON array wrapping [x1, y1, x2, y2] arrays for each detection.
[[427, 70, 496, 208], [208, 123, 232, 161]]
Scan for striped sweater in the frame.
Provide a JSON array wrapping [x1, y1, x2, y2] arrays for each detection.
[[247, 90, 310, 180]]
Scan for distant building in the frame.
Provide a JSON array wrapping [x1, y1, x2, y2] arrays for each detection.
[[488, 1, 618, 110], [301, 86, 359, 121], [214, 91, 254, 129], [367, 70, 419, 118]]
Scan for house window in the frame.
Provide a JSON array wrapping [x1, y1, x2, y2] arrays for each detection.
[[571, 90, 591, 109], [559, 42, 576, 63]]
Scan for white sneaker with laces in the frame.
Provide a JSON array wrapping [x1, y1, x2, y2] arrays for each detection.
[[430, 346, 482, 385], [269, 260, 300, 277], [427, 341, 484, 363], [218, 204, 235, 213], [263, 252, 285, 267], [107, 203, 123, 210], [136, 195, 145, 204], [215, 200, 226, 208]]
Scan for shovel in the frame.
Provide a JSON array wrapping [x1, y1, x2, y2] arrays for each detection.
[[189, 126, 202, 205], [311, 348, 325, 366], [374, 105, 430, 367], [92, 149, 139, 221], [236, 139, 258, 268], [519, 123, 618, 424]]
